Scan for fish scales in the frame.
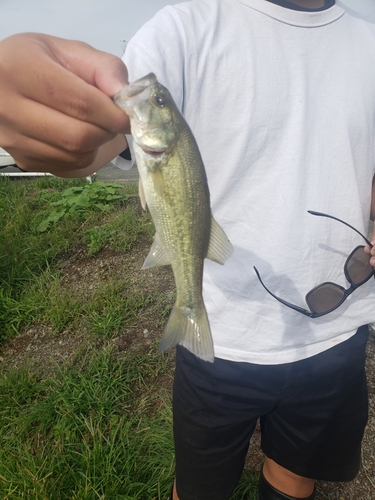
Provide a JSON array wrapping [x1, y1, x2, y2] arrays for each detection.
[[141, 128, 210, 302]]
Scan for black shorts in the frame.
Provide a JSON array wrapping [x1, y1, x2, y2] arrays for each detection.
[[173, 326, 369, 500]]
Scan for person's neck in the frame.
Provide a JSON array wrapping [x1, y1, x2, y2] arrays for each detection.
[[277, 0, 325, 7]]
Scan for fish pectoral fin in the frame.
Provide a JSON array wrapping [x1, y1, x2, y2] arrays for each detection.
[[139, 177, 147, 211], [158, 303, 214, 362], [150, 165, 164, 197], [206, 216, 234, 265], [142, 233, 171, 269]]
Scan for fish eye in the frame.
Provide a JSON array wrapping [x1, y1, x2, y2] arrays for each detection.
[[154, 93, 168, 107]]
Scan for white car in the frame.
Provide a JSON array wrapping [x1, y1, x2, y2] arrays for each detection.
[[0, 147, 16, 167]]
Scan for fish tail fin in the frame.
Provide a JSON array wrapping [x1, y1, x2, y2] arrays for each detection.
[[158, 302, 214, 362]]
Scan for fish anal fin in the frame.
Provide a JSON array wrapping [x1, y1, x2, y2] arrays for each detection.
[[206, 216, 234, 265], [142, 233, 171, 269], [158, 302, 214, 362]]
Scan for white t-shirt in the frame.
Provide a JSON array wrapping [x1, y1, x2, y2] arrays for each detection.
[[122, 0, 375, 364]]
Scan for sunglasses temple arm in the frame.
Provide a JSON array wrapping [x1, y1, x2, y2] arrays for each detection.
[[308, 210, 372, 247], [253, 267, 313, 317]]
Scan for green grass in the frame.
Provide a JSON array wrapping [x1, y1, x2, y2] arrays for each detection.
[[84, 208, 152, 257], [0, 346, 258, 499], [0, 176, 259, 499], [0, 347, 175, 499], [0, 177, 139, 292], [0, 176, 148, 342], [0, 176, 86, 293]]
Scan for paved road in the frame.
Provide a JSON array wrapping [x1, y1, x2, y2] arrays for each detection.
[[95, 162, 139, 183], [0, 161, 139, 184]]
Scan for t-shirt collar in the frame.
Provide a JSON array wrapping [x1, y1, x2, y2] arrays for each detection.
[[266, 0, 335, 12], [235, 0, 344, 26]]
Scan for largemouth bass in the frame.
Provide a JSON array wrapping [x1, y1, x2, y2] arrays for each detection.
[[114, 73, 233, 362]]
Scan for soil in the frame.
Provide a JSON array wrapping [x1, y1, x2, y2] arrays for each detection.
[[0, 240, 374, 499]]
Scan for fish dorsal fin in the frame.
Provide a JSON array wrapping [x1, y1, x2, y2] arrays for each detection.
[[142, 232, 171, 269], [150, 165, 164, 197], [139, 177, 147, 211], [206, 216, 234, 265]]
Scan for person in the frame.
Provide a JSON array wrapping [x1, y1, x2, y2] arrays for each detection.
[[1, 1, 375, 499]]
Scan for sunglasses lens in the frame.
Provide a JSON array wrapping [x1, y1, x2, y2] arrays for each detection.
[[306, 283, 345, 314], [346, 247, 373, 285]]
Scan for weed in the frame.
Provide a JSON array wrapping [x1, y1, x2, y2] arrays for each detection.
[[37, 181, 126, 232], [84, 208, 153, 257], [21, 270, 82, 333], [84, 225, 114, 257], [0, 288, 36, 341], [155, 293, 175, 328], [69, 277, 154, 338]]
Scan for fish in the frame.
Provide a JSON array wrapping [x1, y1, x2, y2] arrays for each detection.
[[114, 73, 233, 362]]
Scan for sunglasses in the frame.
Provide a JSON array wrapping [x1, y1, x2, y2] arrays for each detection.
[[253, 211, 374, 318]]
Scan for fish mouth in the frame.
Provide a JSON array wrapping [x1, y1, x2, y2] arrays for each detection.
[[114, 74, 157, 116], [140, 146, 166, 157], [126, 73, 157, 98]]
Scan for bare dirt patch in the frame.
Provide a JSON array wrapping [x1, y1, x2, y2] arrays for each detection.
[[0, 236, 175, 377]]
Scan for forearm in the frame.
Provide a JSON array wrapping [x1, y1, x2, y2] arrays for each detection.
[[56, 134, 128, 178]]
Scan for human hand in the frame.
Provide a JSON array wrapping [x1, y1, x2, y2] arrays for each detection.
[[0, 33, 130, 176]]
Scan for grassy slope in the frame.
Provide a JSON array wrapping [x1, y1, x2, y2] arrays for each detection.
[[0, 176, 258, 499]]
